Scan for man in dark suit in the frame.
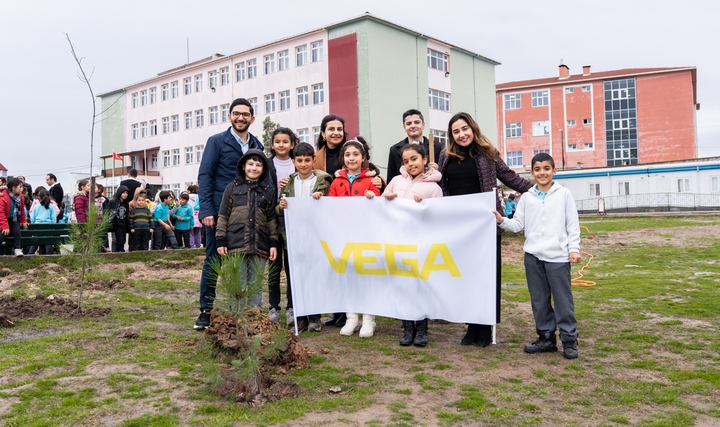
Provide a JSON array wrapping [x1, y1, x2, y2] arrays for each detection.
[[194, 98, 266, 331], [386, 109, 444, 183], [46, 173, 65, 221], [120, 169, 142, 200]]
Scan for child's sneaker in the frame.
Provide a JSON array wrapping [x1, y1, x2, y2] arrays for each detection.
[[296, 316, 309, 333], [193, 310, 211, 330], [14, 249, 24, 257], [286, 308, 294, 326], [524, 331, 558, 354], [358, 314, 376, 338], [340, 313, 360, 336], [308, 315, 322, 332], [268, 308, 280, 323]]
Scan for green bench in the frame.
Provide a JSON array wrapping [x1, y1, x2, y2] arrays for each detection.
[[1, 223, 71, 254]]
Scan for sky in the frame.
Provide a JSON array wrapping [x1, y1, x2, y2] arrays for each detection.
[[1, 0, 719, 190]]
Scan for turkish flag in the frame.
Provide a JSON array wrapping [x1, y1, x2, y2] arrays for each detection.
[[112, 152, 123, 161]]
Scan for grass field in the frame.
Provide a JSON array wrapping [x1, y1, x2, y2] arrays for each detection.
[[0, 215, 719, 426]]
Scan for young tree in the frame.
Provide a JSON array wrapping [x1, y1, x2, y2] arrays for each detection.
[[262, 116, 280, 156]]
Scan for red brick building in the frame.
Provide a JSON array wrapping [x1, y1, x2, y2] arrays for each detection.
[[495, 65, 698, 170]]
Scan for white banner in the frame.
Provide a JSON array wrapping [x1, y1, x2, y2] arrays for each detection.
[[285, 192, 497, 324]]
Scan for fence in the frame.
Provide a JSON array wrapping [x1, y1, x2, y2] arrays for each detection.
[[576, 193, 720, 214]]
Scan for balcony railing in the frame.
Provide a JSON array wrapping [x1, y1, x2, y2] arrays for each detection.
[[101, 167, 160, 177]]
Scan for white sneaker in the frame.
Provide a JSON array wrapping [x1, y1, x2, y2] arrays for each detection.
[[340, 313, 360, 336], [359, 314, 376, 338], [286, 308, 294, 326], [14, 249, 23, 257], [268, 308, 280, 323]]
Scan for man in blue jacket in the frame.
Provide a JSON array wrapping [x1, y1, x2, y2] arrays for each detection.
[[194, 98, 265, 330]]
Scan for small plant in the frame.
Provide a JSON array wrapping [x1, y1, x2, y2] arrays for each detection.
[[261, 116, 280, 155], [211, 253, 271, 397], [64, 203, 112, 313]]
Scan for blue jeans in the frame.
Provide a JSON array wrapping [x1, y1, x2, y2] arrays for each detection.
[[199, 224, 219, 310]]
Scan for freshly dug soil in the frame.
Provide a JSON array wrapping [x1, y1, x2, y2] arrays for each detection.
[[0, 294, 111, 325], [211, 370, 301, 405]]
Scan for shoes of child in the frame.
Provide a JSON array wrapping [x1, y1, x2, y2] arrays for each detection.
[[340, 313, 360, 336], [286, 308, 294, 326], [268, 308, 280, 323], [358, 314, 376, 338]]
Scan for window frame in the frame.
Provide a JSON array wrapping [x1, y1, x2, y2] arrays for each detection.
[[235, 62, 245, 82], [296, 45, 307, 66], [220, 67, 229, 85], [505, 122, 522, 138], [162, 150, 170, 167], [506, 150, 523, 167], [279, 90, 290, 111], [531, 90, 548, 107], [247, 59, 257, 79], [428, 89, 450, 111], [297, 86, 309, 107], [161, 84, 168, 101], [278, 50, 289, 71], [311, 40, 324, 62], [312, 83, 324, 105], [427, 49, 448, 72], [264, 53, 275, 75], [504, 93, 521, 110], [265, 93, 276, 114], [532, 120, 550, 136]]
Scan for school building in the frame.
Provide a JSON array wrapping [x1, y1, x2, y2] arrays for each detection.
[[495, 65, 699, 171], [97, 13, 499, 196]]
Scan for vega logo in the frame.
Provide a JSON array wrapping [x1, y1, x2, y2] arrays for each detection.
[[320, 241, 461, 280]]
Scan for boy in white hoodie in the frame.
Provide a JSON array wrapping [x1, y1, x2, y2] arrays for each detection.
[[493, 153, 581, 359]]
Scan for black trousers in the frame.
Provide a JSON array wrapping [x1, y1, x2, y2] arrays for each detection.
[[130, 229, 151, 251], [268, 235, 292, 310], [174, 229, 190, 248], [112, 227, 127, 252], [0, 219, 22, 253]]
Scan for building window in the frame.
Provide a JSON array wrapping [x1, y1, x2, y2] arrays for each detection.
[[506, 151, 523, 167], [151, 153, 158, 169], [140, 90, 147, 106], [209, 106, 218, 125], [582, 85, 591, 92], [297, 128, 309, 143], [265, 94, 276, 113], [618, 181, 630, 195], [677, 178, 690, 193], [196, 145, 204, 163], [531, 90, 548, 107], [264, 54, 275, 74], [712, 176, 719, 193], [236, 62, 245, 82], [567, 119, 576, 126], [220, 67, 229, 85], [533, 149, 550, 155], [568, 143, 577, 150], [584, 142, 594, 149], [312, 83, 324, 105], [313, 127, 320, 143], [296, 45, 307, 66], [172, 183, 181, 194], [131, 92, 138, 108], [162, 150, 170, 167], [171, 115, 179, 132], [430, 129, 448, 147], [131, 124, 138, 139], [208, 71, 217, 90], [504, 93, 521, 110], [604, 78, 638, 167], [149, 87, 157, 104], [247, 59, 257, 79], [140, 121, 148, 138], [428, 89, 450, 111], [311, 41, 324, 62], [131, 155, 138, 171], [171, 81, 179, 98], [195, 74, 203, 92], [505, 122, 522, 138], [248, 97, 257, 113], [565, 87, 574, 93], [297, 86, 308, 107], [149, 119, 157, 136], [589, 183, 600, 196], [279, 90, 290, 111], [184, 112, 192, 130], [583, 118, 592, 125], [278, 50, 289, 71], [161, 84, 168, 101], [532, 120, 549, 136], [196, 109, 204, 127], [427, 49, 448, 72], [221, 104, 229, 122], [184, 78, 192, 95], [172, 149, 180, 166], [185, 147, 193, 164], [162, 117, 169, 134]]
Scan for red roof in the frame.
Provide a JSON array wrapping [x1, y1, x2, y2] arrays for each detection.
[[0, 163, 7, 171]]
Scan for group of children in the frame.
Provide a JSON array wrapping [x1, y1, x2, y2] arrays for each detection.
[[212, 120, 581, 359]]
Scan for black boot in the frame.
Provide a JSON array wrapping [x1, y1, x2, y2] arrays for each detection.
[[524, 331, 558, 354], [475, 324, 492, 348], [563, 340, 579, 359], [413, 319, 428, 347], [399, 320, 416, 346], [325, 312, 347, 327], [461, 324, 480, 345]]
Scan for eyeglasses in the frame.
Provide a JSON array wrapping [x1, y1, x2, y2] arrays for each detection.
[[231, 111, 252, 118]]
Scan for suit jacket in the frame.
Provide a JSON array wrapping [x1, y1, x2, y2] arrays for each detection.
[[49, 183, 64, 220], [386, 136, 443, 183]]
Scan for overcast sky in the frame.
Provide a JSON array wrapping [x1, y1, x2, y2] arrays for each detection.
[[2, 0, 719, 189]]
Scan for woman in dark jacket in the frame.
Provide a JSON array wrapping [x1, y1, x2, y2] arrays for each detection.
[[105, 185, 131, 252], [437, 112, 533, 347]]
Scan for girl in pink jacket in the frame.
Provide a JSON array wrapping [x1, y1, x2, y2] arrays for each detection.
[[372, 144, 442, 346]]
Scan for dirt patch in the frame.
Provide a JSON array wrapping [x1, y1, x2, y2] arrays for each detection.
[[0, 295, 111, 324], [211, 370, 301, 405]]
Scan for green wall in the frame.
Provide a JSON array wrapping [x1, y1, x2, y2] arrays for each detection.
[[99, 90, 126, 156]]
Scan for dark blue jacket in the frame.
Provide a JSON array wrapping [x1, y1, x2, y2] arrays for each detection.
[[197, 127, 268, 220]]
